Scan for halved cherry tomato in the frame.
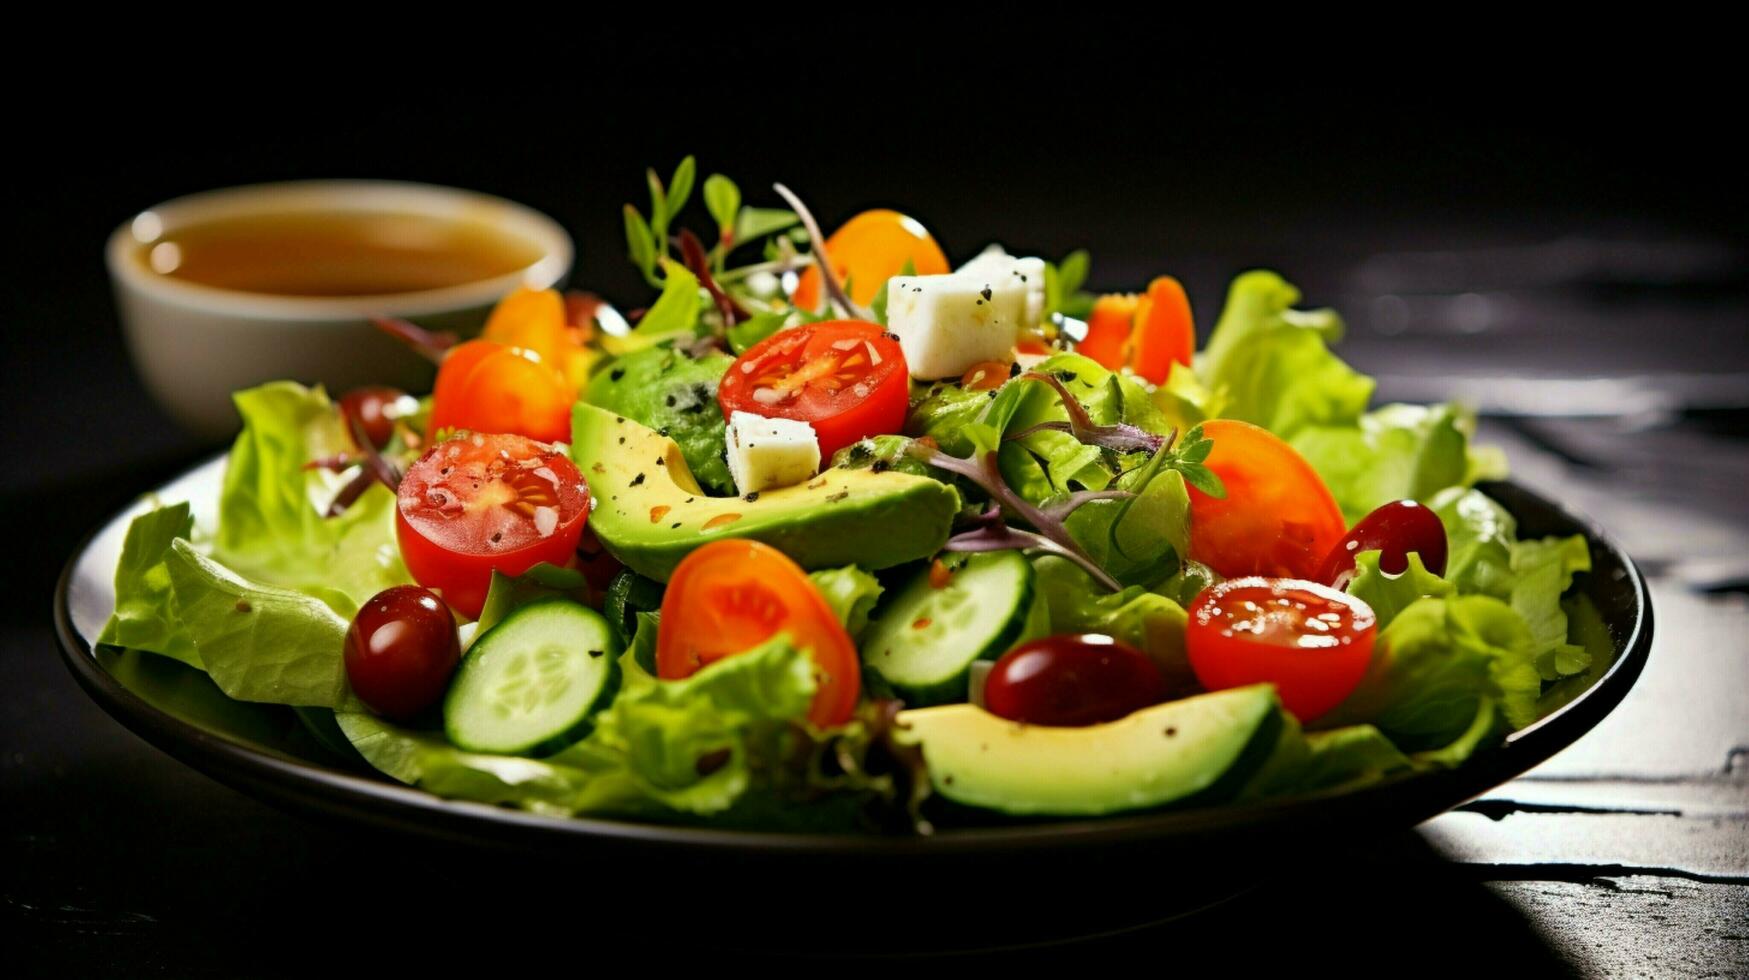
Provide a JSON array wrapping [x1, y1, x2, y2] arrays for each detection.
[[396, 432, 591, 619], [1187, 419, 1347, 580], [1077, 277, 1195, 384], [656, 539, 859, 727], [426, 339, 573, 444], [1317, 499, 1449, 590], [717, 320, 908, 461], [791, 209, 950, 311], [1186, 577, 1377, 722]]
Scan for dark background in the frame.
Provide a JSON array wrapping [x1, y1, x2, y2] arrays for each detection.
[[6, 50, 1746, 972]]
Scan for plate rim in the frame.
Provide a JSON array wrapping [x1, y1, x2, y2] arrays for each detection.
[[53, 462, 1654, 856]]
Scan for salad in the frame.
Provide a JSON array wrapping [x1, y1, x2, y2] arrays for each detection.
[[99, 159, 1612, 833]]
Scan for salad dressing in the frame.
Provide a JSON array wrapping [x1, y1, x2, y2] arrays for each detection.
[[137, 210, 543, 297]]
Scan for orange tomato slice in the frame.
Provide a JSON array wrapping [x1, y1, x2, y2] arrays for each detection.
[[656, 539, 860, 727], [1187, 419, 1347, 580]]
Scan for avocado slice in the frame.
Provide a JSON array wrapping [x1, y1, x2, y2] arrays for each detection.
[[572, 403, 961, 582], [897, 685, 1283, 816]]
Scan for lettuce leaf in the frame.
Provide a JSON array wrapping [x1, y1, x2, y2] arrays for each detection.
[[1345, 550, 1454, 629], [1291, 403, 1479, 523], [1319, 595, 1539, 754], [99, 503, 199, 666], [1198, 270, 1374, 440], [213, 382, 408, 617], [808, 565, 884, 639], [337, 632, 819, 819], [163, 539, 359, 709], [1510, 535, 1594, 680], [1431, 486, 1518, 599]]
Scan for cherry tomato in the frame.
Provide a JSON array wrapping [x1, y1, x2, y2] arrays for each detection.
[[395, 432, 591, 619], [1188, 419, 1347, 580], [427, 339, 574, 444], [791, 209, 950, 311], [1318, 499, 1450, 591], [717, 320, 909, 461], [983, 634, 1167, 727], [656, 539, 859, 727], [344, 585, 461, 720], [339, 386, 412, 449], [1186, 577, 1377, 722]]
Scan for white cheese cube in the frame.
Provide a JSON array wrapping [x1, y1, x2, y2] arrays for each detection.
[[886, 273, 1026, 380], [957, 245, 1047, 328], [725, 411, 821, 494]]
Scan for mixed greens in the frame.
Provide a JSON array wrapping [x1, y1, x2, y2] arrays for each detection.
[[98, 160, 1612, 833]]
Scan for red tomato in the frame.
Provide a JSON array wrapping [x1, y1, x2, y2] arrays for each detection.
[[983, 634, 1167, 726], [1186, 577, 1377, 722], [344, 585, 460, 720], [1188, 419, 1347, 580], [395, 432, 591, 619], [717, 320, 909, 461], [427, 339, 573, 444], [1318, 499, 1450, 591], [791, 209, 950, 311], [656, 539, 859, 727]]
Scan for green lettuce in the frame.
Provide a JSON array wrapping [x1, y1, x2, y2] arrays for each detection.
[[338, 632, 819, 819], [99, 502, 199, 666], [1291, 403, 1480, 523], [1240, 717, 1416, 800], [213, 382, 407, 616], [1510, 535, 1594, 680], [1345, 550, 1454, 629], [163, 540, 359, 709], [808, 565, 884, 639], [1431, 487, 1518, 599], [1319, 595, 1539, 754], [1198, 270, 1374, 439]]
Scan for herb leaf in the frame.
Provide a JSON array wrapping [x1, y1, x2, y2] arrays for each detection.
[[665, 156, 696, 220], [623, 204, 657, 282], [703, 174, 741, 241]]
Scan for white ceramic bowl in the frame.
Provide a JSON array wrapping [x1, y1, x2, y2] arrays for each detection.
[[107, 180, 573, 439]]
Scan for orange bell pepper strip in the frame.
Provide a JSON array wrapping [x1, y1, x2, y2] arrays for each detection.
[[1078, 294, 1139, 372], [1128, 276, 1195, 384]]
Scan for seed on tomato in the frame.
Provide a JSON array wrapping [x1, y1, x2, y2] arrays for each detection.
[[983, 634, 1167, 727], [1186, 577, 1377, 722], [1318, 499, 1449, 591], [395, 432, 590, 619], [344, 585, 461, 720]]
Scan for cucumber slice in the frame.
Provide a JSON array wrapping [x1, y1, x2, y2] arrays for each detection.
[[443, 598, 620, 755], [862, 552, 1039, 706]]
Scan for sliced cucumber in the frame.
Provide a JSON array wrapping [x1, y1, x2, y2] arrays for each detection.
[[862, 552, 1040, 706], [443, 598, 620, 756]]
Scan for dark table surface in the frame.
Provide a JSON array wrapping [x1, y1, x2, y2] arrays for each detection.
[[5, 81, 1748, 974]]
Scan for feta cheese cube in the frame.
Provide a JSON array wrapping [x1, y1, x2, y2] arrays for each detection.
[[957, 245, 1047, 328], [725, 411, 821, 494], [886, 273, 1026, 380]]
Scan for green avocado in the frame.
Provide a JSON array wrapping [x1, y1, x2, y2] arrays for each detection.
[[572, 404, 961, 582], [896, 685, 1283, 816], [586, 343, 736, 496]]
